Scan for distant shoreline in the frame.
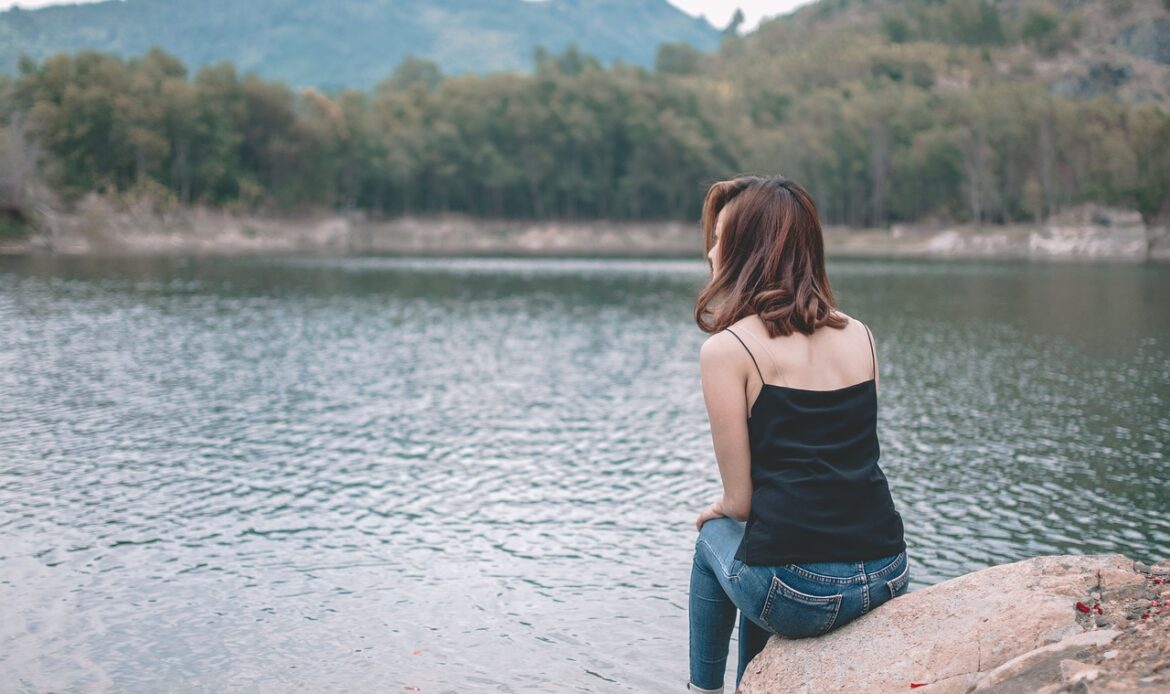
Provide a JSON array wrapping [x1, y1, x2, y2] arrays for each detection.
[[2, 197, 1167, 262]]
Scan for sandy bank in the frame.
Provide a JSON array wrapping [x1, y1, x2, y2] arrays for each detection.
[[2, 196, 1167, 261]]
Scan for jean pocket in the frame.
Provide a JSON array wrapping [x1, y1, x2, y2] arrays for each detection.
[[759, 574, 843, 639], [885, 561, 910, 600]]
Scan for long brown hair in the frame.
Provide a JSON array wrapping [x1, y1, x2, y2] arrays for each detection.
[[694, 175, 847, 336]]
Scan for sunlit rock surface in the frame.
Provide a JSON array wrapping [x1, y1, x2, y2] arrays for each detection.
[[738, 554, 1154, 693]]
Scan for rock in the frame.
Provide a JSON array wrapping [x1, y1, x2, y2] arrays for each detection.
[[1029, 210, 1148, 260], [737, 554, 1144, 694], [1114, 18, 1170, 65], [1049, 62, 1132, 99], [1041, 624, 1084, 644], [1151, 228, 1170, 262], [1059, 659, 1100, 683], [973, 630, 1119, 691], [1099, 566, 1152, 602]]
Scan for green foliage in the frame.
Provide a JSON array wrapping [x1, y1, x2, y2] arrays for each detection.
[[0, 216, 29, 240], [875, 0, 1005, 46], [383, 58, 443, 92], [5, 0, 1170, 227], [1018, 3, 1079, 56], [881, 14, 912, 43], [534, 45, 601, 77], [723, 9, 746, 36], [1105, 0, 1134, 15], [656, 43, 703, 76]]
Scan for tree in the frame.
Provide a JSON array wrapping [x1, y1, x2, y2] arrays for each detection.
[[0, 111, 39, 213], [655, 43, 703, 76], [724, 8, 746, 37], [380, 57, 443, 92]]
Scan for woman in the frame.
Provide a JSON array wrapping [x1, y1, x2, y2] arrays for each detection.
[[687, 175, 909, 693]]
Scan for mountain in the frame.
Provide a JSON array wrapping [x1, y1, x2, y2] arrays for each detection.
[[0, 0, 721, 90]]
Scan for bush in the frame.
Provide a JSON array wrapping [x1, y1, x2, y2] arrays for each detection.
[[655, 43, 703, 75], [0, 210, 30, 240], [881, 14, 912, 43]]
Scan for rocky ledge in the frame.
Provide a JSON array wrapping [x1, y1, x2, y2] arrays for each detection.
[[738, 554, 1170, 693]]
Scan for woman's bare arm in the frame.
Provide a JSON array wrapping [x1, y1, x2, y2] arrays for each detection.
[[698, 332, 755, 522]]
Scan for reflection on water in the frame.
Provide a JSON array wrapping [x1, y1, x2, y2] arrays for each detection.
[[1, 254, 1167, 691]]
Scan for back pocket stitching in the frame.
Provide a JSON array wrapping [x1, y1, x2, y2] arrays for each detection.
[[761, 575, 844, 637], [885, 563, 910, 600]]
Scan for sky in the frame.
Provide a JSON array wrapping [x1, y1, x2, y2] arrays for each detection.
[[665, 0, 815, 31], [0, 0, 817, 32]]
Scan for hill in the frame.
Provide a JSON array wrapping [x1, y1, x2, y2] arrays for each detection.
[[0, 0, 721, 90], [731, 0, 1170, 102]]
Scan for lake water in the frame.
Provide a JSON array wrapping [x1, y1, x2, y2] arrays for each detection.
[[1, 254, 1168, 692]]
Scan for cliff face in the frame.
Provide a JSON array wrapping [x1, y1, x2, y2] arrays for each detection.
[[738, 554, 1170, 693]]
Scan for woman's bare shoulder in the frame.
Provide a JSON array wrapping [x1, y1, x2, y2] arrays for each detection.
[[700, 329, 741, 357], [831, 309, 856, 324], [832, 310, 873, 336]]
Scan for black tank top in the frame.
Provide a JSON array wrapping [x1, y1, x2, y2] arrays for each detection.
[[723, 325, 906, 566]]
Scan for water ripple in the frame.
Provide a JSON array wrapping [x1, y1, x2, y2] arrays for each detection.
[[1, 254, 1167, 691]]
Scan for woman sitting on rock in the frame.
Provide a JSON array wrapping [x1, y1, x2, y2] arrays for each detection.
[[688, 175, 910, 693]]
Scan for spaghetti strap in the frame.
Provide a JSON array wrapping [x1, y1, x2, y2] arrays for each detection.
[[724, 328, 765, 384], [862, 323, 877, 380]]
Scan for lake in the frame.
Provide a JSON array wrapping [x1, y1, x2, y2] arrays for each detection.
[[1, 254, 1168, 692]]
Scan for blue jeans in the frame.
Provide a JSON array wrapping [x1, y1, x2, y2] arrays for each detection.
[[688, 517, 910, 692]]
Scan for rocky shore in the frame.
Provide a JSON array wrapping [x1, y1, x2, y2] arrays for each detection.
[[738, 554, 1170, 693], [1, 195, 1167, 261]]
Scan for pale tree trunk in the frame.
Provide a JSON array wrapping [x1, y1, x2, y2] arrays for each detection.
[[1037, 109, 1056, 220], [869, 121, 891, 227], [961, 128, 988, 224], [0, 113, 39, 210]]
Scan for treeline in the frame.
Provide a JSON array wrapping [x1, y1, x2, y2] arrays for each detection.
[[1, 3, 1168, 225], [0, 48, 741, 221]]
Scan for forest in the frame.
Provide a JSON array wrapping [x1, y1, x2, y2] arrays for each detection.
[[1, 0, 1168, 229]]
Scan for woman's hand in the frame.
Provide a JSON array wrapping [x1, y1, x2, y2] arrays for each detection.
[[695, 498, 727, 532]]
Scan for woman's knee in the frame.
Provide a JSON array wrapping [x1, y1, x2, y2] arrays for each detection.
[[698, 515, 743, 543], [695, 518, 732, 559]]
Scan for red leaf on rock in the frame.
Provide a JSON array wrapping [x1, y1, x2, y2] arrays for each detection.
[[910, 684, 928, 689], [1075, 601, 1091, 613]]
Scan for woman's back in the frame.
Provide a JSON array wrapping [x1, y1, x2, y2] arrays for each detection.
[[721, 313, 905, 566], [724, 311, 877, 396]]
